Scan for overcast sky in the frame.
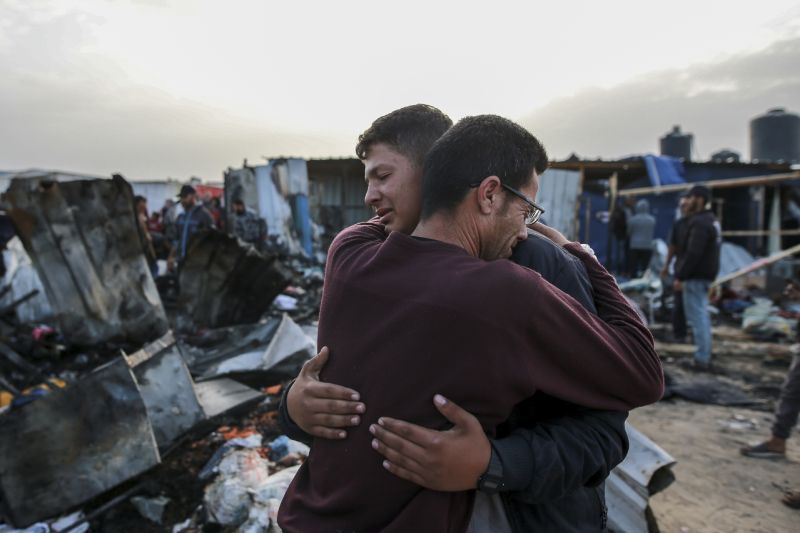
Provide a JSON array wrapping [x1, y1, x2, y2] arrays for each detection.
[[1, 0, 799, 180]]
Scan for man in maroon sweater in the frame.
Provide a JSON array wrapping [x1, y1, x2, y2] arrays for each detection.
[[278, 115, 663, 532]]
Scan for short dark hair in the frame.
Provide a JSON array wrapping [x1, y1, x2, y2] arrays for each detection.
[[134, 195, 146, 205], [420, 115, 548, 219], [355, 104, 453, 168]]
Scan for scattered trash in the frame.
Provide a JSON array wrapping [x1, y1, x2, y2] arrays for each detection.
[[130, 496, 171, 524], [203, 449, 272, 527], [717, 413, 760, 432], [0, 511, 88, 533], [267, 435, 310, 462], [273, 294, 299, 311]]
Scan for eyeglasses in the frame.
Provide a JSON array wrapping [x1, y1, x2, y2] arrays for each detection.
[[469, 180, 545, 225], [500, 183, 545, 225]]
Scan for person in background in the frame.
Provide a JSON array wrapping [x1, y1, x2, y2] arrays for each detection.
[[147, 211, 163, 234], [661, 193, 691, 342], [740, 280, 800, 510], [674, 185, 720, 370], [161, 198, 177, 225], [208, 196, 225, 231], [166, 185, 215, 272], [610, 197, 630, 275], [627, 198, 656, 277], [231, 198, 267, 248], [134, 195, 158, 277]]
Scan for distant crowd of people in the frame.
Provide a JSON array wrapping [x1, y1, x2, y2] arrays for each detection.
[[133, 184, 268, 275]]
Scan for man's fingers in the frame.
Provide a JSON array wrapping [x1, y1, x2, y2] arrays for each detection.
[[372, 439, 427, 478], [308, 426, 348, 440], [311, 413, 362, 428], [369, 422, 430, 464], [306, 381, 363, 403], [381, 460, 428, 487], [431, 394, 478, 430], [307, 397, 365, 415]]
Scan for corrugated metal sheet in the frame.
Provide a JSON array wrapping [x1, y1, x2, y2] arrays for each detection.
[[538, 168, 581, 239], [606, 424, 676, 533]]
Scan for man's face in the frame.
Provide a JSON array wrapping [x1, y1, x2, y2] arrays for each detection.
[[686, 195, 704, 213], [482, 171, 539, 261], [363, 143, 422, 235], [180, 193, 195, 210], [233, 202, 245, 215], [678, 196, 689, 215]]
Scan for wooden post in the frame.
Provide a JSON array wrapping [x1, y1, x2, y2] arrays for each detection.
[[607, 172, 618, 271]]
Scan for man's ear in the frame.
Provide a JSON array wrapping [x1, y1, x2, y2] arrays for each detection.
[[476, 176, 502, 215]]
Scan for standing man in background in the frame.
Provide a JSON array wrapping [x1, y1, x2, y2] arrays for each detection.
[[231, 197, 267, 248], [674, 185, 720, 370], [740, 280, 800, 510], [166, 185, 215, 271], [661, 193, 691, 342], [627, 198, 656, 277]]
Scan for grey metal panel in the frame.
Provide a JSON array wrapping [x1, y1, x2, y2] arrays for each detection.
[[537, 169, 581, 240], [194, 378, 264, 419], [126, 332, 205, 451], [0, 358, 160, 527], [177, 231, 292, 328], [606, 423, 676, 533], [5, 175, 169, 346]]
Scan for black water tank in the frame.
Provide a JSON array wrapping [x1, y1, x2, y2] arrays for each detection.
[[660, 125, 693, 161], [750, 108, 800, 163]]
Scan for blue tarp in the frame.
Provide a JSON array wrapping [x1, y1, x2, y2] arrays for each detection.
[[643, 155, 686, 187]]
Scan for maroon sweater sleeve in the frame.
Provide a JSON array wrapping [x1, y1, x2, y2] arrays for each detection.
[[502, 243, 664, 411]]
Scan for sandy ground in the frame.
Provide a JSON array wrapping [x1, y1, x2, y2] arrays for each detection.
[[629, 325, 800, 533]]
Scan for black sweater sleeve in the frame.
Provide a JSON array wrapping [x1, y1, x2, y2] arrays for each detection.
[[277, 379, 314, 446], [491, 403, 628, 501]]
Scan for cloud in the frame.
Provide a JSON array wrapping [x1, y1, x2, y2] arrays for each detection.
[[0, 67, 354, 179], [519, 36, 800, 161]]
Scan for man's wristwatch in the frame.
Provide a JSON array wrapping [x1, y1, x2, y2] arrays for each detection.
[[477, 447, 505, 494]]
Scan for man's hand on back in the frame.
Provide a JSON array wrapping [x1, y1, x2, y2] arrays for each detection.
[[286, 346, 366, 439], [369, 394, 491, 491], [530, 222, 570, 247]]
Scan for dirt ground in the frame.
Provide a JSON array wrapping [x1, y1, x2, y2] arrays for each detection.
[[630, 325, 800, 533]]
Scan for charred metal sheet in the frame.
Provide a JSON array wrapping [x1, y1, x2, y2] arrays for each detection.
[[194, 377, 264, 419], [4, 175, 168, 346], [183, 314, 314, 383], [125, 331, 205, 451], [606, 424, 676, 533], [178, 317, 282, 376], [0, 358, 160, 527], [177, 230, 292, 328]]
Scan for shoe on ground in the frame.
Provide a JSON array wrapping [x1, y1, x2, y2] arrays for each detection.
[[783, 490, 800, 510], [680, 359, 714, 372], [740, 441, 785, 459]]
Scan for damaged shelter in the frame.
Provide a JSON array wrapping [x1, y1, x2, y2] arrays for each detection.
[[224, 157, 371, 259], [553, 156, 799, 266]]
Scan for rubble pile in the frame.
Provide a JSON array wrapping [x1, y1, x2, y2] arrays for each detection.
[[0, 176, 323, 532]]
